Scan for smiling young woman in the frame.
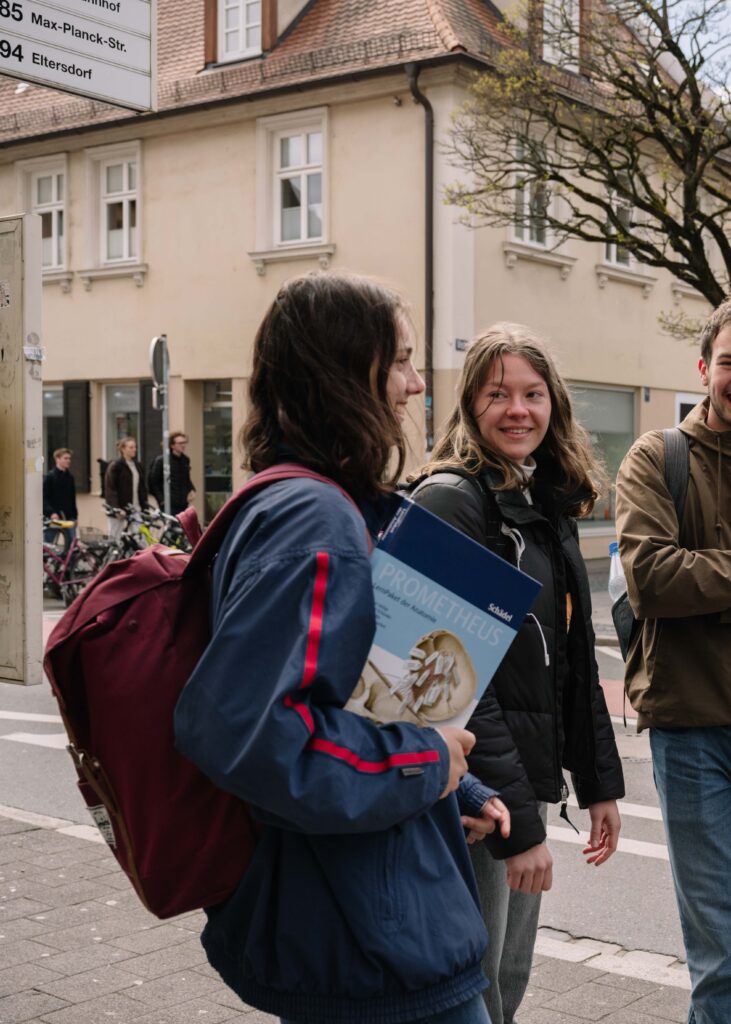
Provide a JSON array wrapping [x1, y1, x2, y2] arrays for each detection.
[[408, 322, 625, 1024]]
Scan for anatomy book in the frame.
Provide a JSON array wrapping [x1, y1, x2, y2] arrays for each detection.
[[346, 496, 542, 730]]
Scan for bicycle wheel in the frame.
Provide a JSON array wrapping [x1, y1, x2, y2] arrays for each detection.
[[61, 550, 101, 607], [43, 550, 63, 599]]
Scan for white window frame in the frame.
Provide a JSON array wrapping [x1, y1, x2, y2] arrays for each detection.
[[83, 141, 142, 271], [604, 190, 633, 267], [218, 0, 262, 63], [512, 139, 553, 249], [543, 0, 580, 71], [254, 108, 329, 253], [100, 157, 138, 264], [15, 154, 68, 273]]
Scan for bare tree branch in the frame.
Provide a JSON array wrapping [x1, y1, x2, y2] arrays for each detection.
[[445, 0, 731, 311]]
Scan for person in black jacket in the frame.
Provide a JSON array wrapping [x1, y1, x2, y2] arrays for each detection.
[[411, 323, 624, 1024], [103, 437, 148, 541], [43, 448, 78, 546], [148, 432, 196, 515]]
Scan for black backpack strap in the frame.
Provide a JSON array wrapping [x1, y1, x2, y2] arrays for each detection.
[[662, 428, 690, 528], [408, 470, 507, 555]]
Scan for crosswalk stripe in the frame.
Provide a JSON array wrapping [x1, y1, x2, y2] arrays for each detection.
[[1, 732, 68, 749], [599, 646, 625, 661], [567, 794, 664, 821], [547, 825, 669, 860], [0, 711, 62, 724]]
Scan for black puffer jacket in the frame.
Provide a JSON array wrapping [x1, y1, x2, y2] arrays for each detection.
[[410, 461, 624, 859]]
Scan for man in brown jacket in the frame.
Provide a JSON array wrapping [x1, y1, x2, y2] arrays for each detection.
[[616, 300, 731, 1024]]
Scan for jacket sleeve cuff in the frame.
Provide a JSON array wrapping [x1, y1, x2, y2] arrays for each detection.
[[457, 772, 498, 816]]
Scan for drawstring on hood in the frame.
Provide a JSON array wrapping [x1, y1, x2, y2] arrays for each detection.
[[500, 523, 550, 668]]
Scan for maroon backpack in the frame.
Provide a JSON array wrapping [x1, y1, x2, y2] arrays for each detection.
[[44, 464, 353, 919]]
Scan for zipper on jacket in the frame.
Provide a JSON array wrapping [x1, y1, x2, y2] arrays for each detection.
[[559, 779, 579, 834]]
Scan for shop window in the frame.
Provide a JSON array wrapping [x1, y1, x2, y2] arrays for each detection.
[[675, 391, 704, 423], [204, 380, 233, 523], [43, 387, 65, 471], [105, 384, 140, 461], [42, 383, 91, 492], [570, 384, 635, 524]]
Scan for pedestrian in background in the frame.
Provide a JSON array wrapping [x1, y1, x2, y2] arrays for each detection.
[[148, 432, 196, 515], [175, 271, 511, 1024], [410, 323, 624, 1024], [103, 437, 147, 542], [616, 299, 731, 1023], [43, 447, 78, 546]]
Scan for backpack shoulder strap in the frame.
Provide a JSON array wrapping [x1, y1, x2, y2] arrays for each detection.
[[186, 464, 362, 574], [409, 469, 505, 549], [662, 428, 690, 527]]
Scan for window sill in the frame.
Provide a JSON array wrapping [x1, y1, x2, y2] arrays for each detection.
[[671, 280, 708, 305], [78, 263, 148, 291], [248, 244, 335, 276], [214, 48, 263, 67], [42, 270, 73, 294], [595, 263, 655, 298], [503, 241, 576, 279]]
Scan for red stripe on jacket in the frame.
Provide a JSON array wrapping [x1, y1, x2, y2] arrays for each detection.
[[284, 549, 442, 774], [283, 551, 330, 735], [308, 738, 440, 773], [302, 551, 329, 688]]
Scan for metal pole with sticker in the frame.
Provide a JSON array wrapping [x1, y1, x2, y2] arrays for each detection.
[[0, 214, 43, 685]]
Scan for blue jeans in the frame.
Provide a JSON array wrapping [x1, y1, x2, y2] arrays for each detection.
[[651, 726, 731, 1024], [281, 993, 490, 1024]]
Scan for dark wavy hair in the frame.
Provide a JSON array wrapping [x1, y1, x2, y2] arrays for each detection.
[[418, 323, 602, 517], [241, 272, 407, 500]]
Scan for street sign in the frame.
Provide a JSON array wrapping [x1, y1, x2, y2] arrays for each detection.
[[0, 0, 155, 112], [149, 332, 167, 389], [149, 333, 170, 513]]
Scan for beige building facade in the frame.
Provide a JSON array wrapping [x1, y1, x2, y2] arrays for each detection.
[[0, 0, 708, 558]]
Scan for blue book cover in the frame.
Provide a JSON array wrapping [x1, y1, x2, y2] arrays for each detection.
[[346, 496, 542, 729]]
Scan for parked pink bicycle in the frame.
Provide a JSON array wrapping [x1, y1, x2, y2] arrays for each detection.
[[42, 519, 115, 607]]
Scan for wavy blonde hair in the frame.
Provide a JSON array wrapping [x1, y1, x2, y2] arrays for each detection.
[[419, 323, 602, 517]]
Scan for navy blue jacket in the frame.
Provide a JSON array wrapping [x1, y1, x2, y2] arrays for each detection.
[[175, 476, 494, 1024]]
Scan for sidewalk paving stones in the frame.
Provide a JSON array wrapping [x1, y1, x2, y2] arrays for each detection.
[[0, 806, 693, 1024], [1, 593, 688, 1023]]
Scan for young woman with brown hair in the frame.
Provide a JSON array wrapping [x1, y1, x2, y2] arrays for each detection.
[[175, 273, 510, 1024], [410, 323, 624, 1024]]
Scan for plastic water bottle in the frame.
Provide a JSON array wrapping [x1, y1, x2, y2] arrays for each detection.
[[608, 541, 627, 603]]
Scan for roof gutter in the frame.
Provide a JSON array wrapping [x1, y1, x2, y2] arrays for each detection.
[[404, 61, 434, 452]]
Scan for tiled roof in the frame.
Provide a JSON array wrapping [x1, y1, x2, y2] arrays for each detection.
[[0, 0, 505, 146]]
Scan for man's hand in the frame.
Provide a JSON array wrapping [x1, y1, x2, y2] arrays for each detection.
[[462, 796, 511, 844], [505, 842, 553, 894], [50, 513, 60, 520], [583, 800, 621, 866], [438, 727, 475, 798]]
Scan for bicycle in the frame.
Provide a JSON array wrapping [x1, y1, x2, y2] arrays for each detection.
[[42, 520, 106, 607], [103, 504, 193, 555]]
